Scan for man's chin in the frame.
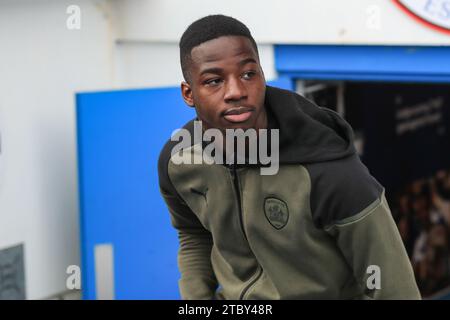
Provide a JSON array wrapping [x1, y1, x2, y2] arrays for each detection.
[[221, 118, 256, 130]]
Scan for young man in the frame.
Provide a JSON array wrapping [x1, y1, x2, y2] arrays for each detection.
[[158, 14, 421, 299]]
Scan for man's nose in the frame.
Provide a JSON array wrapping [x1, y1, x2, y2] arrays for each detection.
[[224, 77, 247, 102]]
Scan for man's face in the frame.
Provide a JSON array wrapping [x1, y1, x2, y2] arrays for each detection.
[[181, 35, 266, 132]]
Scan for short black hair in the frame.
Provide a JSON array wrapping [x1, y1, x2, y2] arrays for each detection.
[[179, 14, 259, 82]]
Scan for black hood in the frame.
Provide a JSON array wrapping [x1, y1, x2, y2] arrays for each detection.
[[265, 85, 356, 164]]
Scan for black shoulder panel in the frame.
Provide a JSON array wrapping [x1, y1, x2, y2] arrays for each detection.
[[157, 119, 195, 195], [304, 153, 384, 229]]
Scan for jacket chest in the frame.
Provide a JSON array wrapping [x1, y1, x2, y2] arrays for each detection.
[[171, 164, 313, 240]]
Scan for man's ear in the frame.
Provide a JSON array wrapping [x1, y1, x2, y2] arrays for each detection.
[[181, 81, 194, 107]]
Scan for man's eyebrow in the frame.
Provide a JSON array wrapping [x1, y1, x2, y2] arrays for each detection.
[[199, 58, 258, 76], [239, 57, 258, 66], [199, 67, 223, 76]]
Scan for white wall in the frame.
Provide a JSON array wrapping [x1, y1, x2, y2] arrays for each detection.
[[111, 0, 450, 45], [0, 0, 115, 299]]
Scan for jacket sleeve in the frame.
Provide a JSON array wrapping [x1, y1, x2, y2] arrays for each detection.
[[324, 189, 421, 299], [158, 143, 218, 300], [307, 154, 421, 299]]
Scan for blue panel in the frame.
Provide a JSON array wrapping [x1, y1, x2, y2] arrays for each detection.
[[76, 87, 195, 299], [76, 80, 291, 300], [275, 45, 450, 83], [267, 77, 295, 91]]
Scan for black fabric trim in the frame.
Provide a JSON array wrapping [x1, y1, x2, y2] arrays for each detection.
[[305, 153, 384, 229]]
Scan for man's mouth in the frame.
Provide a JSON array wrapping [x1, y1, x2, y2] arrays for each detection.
[[222, 106, 254, 123]]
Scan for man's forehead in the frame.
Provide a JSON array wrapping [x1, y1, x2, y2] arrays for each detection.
[[190, 36, 257, 64]]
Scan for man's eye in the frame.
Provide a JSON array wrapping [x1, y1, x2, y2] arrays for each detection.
[[242, 71, 256, 80], [205, 78, 222, 86]]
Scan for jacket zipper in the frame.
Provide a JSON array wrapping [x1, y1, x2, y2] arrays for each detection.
[[230, 165, 248, 241], [229, 165, 263, 300], [239, 266, 264, 300]]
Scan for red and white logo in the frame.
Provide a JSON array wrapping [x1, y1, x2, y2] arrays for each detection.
[[393, 0, 450, 34]]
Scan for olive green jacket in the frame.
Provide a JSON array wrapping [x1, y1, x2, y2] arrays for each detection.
[[158, 86, 421, 300]]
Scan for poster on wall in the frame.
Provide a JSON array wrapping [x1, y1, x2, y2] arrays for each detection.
[[345, 82, 450, 298], [0, 244, 26, 300]]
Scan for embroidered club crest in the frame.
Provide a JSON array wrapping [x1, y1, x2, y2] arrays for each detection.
[[264, 197, 289, 230]]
